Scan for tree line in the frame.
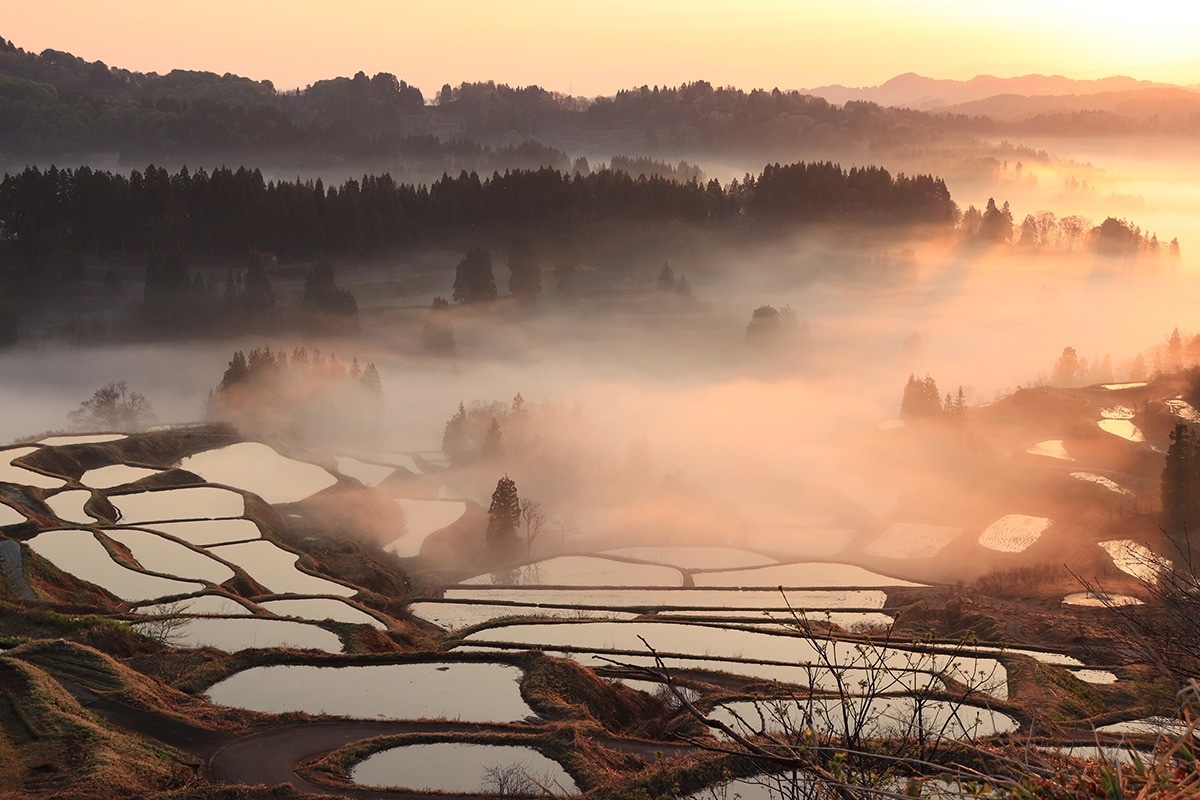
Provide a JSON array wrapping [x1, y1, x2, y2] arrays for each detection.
[[959, 197, 1179, 259], [0, 38, 995, 168], [0, 160, 959, 267], [208, 345, 382, 444]]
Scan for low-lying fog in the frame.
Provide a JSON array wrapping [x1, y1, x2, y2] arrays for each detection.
[[2, 248, 1192, 495], [4, 144, 1197, 569]]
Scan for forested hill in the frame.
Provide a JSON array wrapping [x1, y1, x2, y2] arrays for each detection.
[[0, 35, 987, 171], [0, 161, 956, 263]]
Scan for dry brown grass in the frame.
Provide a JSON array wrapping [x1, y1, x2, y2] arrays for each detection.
[[0, 725, 23, 791], [0, 655, 193, 798]]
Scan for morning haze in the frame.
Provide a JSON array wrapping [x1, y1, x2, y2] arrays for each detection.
[[0, 7, 1197, 799]]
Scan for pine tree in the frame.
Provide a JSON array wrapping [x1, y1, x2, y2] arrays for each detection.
[[242, 253, 275, 311], [359, 362, 382, 395], [220, 351, 249, 389], [1162, 423, 1198, 534], [507, 235, 541, 299], [453, 247, 497, 304], [442, 402, 471, 465], [302, 259, 358, 323], [900, 373, 943, 421], [1168, 328, 1184, 373], [1130, 354, 1148, 381], [656, 262, 675, 291], [421, 297, 456, 355], [482, 418, 504, 459], [486, 475, 521, 553], [1051, 346, 1080, 387]]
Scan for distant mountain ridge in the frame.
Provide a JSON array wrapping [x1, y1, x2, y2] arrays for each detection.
[[803, 72, 1196, 110]]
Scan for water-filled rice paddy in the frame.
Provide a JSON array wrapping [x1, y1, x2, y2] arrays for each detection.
[[80, 464, 160, 488], [135, 616, 343, 652], [351, 743, 578, 793], [687, 776, 807, 800], [1166, 399, 1200, 423], [140, 518, 262, 546], [1099, 540, 1169, 582], [1049, 743, 1152, 765], [111, 486, 245, 522], [978, 515, 1051, 553], [745, 527, 852, 559], [45, 489, 96, 523], [455, 646, 949, 695], [258, 598, 386, 629], [864, 523, 963, 559], [135, 594, 255, 616], [104, 529, 235, 584], [1026, 440, 1073, 461], [596, 546, 776, 570], [1071, 669, 1118, 684], [460, 621, 1006, 698], [0, 448, 65, 489], [712, 696, 1019, 739], [692, 562, 918, 588], [1097, 419, 1145, 443], [206, 540, 356, 596], [178, 443, 338, 504], [442, 587, 888, 610], [408, 602, 638, 629], [460, 556, 685, 587], [1070, 472, 1133, 496], [1062, 591, 1143, 607], [657, 609, 894, 630], [206, 662, 534, 721], [348, 450, 425, 475], [1094, 717, 1193, 737], [0, 502, 26, 526], [38, 434, 128, 445], [387, 499, 468, 557], [27, 529, 204, 601], [333, 456, 395, 487]]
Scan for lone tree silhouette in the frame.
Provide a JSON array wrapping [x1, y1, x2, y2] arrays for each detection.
[[486, 475, 521, 554], [69, 382, 155, 431]]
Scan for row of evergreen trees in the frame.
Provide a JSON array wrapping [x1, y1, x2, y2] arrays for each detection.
[[140, 252, 357, 334], [209, 345, 381, 444], [900, 374, 966, 421], [0, 161, 960, 268]]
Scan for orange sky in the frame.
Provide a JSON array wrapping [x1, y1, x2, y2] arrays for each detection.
[[5, 1, 1198, 96]]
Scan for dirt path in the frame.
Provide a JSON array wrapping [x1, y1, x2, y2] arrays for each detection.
[[61, 676, 690, 798], [58, 678, 229, 758]]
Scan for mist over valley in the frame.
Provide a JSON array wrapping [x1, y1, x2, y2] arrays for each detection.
[[0, 22, 1199, 800]]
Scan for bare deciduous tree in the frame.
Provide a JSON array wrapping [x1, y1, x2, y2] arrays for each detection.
[[68, 381, 155, 431], [519, 498, 546, 558]]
